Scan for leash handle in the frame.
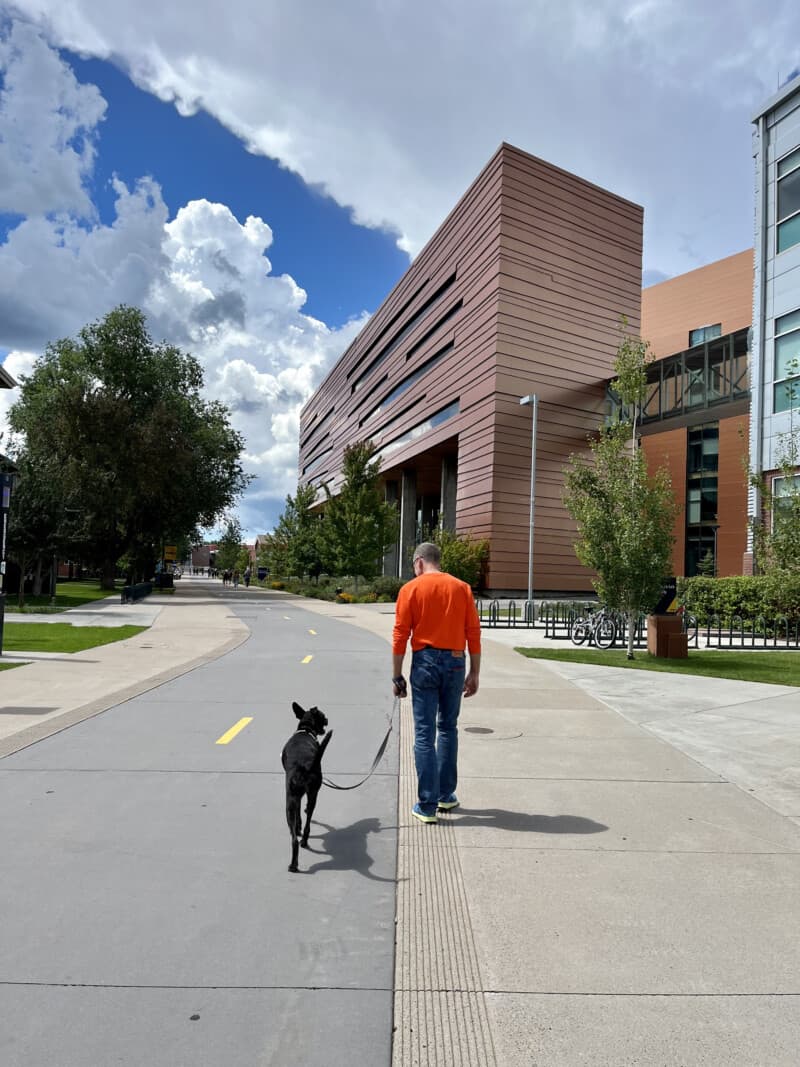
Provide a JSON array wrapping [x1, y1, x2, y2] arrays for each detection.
[[322, 697, 400, 791]]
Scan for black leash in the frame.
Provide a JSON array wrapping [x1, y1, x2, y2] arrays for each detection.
[[322, 697, 399, 791]]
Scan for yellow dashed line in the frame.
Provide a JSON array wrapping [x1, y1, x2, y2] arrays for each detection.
[[302, 655, 313, 664], [309, 629, 317, 635], [215, 717, 253, 745]]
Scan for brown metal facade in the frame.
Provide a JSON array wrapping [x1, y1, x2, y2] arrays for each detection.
[[299, 143, 643, 593], [642, 249, 754, 360], [640, 250, 753, 577]]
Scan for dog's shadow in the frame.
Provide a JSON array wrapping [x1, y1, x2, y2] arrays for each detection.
[[448, 808, 608, 834], [302, 818, 397, 881]]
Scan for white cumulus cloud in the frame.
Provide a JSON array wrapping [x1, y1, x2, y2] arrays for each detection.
[[0, 22, 365, 536], [8, 0, 800, 277]]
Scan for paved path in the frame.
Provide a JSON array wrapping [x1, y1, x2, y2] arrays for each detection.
[[1, 580, 397, 1066], [2, 577, 800, 1064]]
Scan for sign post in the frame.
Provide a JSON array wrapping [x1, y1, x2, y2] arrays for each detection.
[[0, 473, 13, 656]]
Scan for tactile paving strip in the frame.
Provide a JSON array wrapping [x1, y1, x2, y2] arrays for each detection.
[[393, 699, 497, 1066]]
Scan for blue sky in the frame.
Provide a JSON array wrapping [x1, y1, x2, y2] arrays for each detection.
[[65, 53, 409, 328], [1, 3, 799, 538]]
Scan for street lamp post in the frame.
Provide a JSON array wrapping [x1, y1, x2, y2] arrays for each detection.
[[519, 394, 538, 606], [0, 471, 14, 656]]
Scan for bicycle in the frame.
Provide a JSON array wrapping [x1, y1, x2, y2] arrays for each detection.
[[569, 604, 619, 649], [678, 605, 698, 644]]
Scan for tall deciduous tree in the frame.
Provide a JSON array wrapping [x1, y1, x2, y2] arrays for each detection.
[[269, 481, 325, 578], [321, 440, 397, 581], [214, 517, 244, 573], [563, 325, 678, 658], [751, 389, 800, 576], [8, 306, 250, 586]]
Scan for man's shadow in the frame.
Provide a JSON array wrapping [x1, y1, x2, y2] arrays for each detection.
[[448, 808, 608, 834], [302, 818, 397, 881]]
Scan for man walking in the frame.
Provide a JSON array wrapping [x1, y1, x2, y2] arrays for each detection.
[[392, 542, 481, 824]]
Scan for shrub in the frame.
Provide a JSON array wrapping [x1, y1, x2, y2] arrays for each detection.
[[678, 574, 800, 625], [371, 576, 403, 600], [433, 528, 490, 588], [270, 580, 285, 590]]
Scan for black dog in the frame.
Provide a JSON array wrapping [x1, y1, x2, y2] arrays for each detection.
[[281, 701, 332, 872]]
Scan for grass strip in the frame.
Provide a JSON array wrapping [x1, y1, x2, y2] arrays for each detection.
[[5, 580, 121, 614], [514, 646, 800, 687], [0, 662, 26, 671], [2, 624, 147, 654]]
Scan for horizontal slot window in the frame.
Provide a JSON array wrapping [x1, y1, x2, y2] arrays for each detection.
[[351, 273, 457, 393], [302, 445, 333, 476], [346, 277, 429, 381], [361, 342, 454, 427], [404, 301, 462, 362], [300, 406, 334, 450], [370, 397, 425, 443], [376, 400, 460, 461]]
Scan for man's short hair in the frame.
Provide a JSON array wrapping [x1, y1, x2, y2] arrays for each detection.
[[413, 542, 441, 565]]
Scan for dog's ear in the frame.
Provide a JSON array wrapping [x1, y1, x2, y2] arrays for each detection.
[[292, 701, 306, 719]]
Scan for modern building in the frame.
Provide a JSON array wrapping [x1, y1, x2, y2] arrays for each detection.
[[638, 250, 753, 578], [300, 101, 798, 593], [299, 143, 644, 593], [749, 71, 800, 569]]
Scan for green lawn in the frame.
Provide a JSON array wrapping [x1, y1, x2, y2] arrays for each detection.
[[515, 646, 800, 687], [5, 580, 121, 613], [0, 661, 25, 671], [2, 623, 147, 654]]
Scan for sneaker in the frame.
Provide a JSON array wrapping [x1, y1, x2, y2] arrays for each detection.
[[438, 795, 459, 811], [411, 803, 438, 824]]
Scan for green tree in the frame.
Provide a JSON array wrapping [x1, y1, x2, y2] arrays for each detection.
[[270, 482, 325, 578], [214, 516, 244, 573], [752, 428, 800, 576], [8, 306, 250, 586], [321, 440, 397, 581], [257, 529, 289, 578], [5, 448, 62, 605], [563, 326, 678, 658], [431, 527, 489, 588]]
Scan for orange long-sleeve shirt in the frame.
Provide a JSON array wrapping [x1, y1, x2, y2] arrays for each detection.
[[392, 571, 481, 655]]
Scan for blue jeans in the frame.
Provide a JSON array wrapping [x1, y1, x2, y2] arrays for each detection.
[[410, 647, 466, 815]]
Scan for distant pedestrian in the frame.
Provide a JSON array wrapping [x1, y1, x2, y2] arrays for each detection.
[[243, 567, 251, 588], [392, 542, 481, 824], [232, 569, 240, 590]]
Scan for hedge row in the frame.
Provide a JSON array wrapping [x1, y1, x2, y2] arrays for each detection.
[[677, 574, 800, 625]]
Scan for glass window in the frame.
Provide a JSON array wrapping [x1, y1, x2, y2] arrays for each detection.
[[689, 324, 721, 347], [777, 148, 800, 254], [685, 528, 717, 577], [774, 309, 800, 413], [773, 475, 800, 532], [684, 352, 706, 408], [376, 400, 460, 461], [686, 425, 719, 572]]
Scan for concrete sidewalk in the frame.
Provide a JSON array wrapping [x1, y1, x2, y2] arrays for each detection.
[[299, 599, 800, 1065], [0, 579, 248, 757], [2, 581, 800, 1063]]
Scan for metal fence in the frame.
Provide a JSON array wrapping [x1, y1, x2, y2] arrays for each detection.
[[475, 599, 537, 628], [476, 598, 704, 651], [704, 615, 800, 650]]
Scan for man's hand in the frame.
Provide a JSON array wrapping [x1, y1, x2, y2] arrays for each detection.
[[392, 675, 408, 698], [463, 670, 479, 697]]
